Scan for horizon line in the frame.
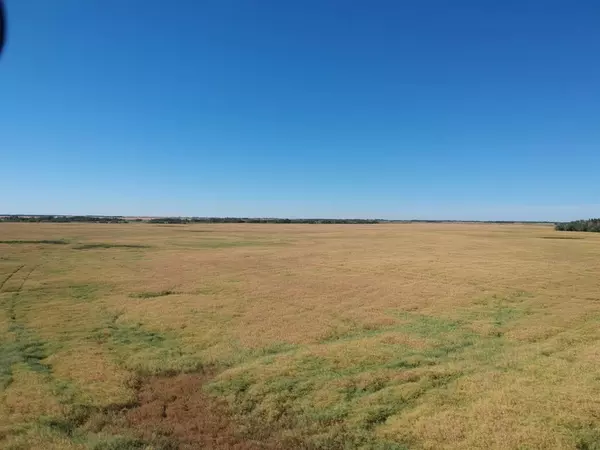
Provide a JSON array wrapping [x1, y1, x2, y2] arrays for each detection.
[[0, 213, 560, 223]]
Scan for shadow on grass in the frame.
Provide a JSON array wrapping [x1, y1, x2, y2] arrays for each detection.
[[539, 236, 584, 240], [129, 290, 176, 299], [181, 230, 217, 233], [0, 239, 69, 245], [74, 243, 151, 250]]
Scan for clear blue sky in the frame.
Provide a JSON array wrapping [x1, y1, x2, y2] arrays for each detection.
[[2, 1, 599, 220]]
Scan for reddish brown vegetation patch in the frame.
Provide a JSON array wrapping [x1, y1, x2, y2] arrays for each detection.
[[126, 373, 279, 450]]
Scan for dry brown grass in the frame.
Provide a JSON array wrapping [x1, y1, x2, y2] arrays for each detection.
[[1, 222, 600, 449], [126, 372, 283, 450]]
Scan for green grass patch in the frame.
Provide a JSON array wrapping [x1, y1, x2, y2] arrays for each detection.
[[228, 342, 301, 366], [393, 313, 464, 338], [468, 292, 533, 329], [91, 321, 204, 375], [210, 340, 459, 449], [37, 404, 173, 450], [208, 307, 520, 447], [89, 435, 149, 450], [68, 283, 106, 301], [319, 318, 394, 343], [94, 323, 166, 348], [572, 426, 600, 450], [1, 288, 54, 388], [0, 332, 51, 388]]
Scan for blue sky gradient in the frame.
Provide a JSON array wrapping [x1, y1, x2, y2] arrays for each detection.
[[1, 0, 599, 220]]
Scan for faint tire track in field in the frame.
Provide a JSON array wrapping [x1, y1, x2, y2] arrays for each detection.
[[4, 264, 50, 389], [8, 265, 39, 321], [0, 264, 25, 292], [15, 265, 38, 293]]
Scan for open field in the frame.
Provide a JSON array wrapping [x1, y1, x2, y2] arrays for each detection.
[[1, 222, 600, 449]]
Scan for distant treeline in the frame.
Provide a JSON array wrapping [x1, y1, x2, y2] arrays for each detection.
[[0, 215, 127, 223], [384, 220, 552, 224], [0, 215, 556, 225], [147, 217, 379, 224], [147, 218, 552, 224], [555, 219, 600, 232]]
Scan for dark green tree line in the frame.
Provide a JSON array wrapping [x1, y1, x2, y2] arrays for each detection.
[[555, 219, 600, 232]]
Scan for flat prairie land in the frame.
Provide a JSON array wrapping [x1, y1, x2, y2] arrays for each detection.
[[1, 223, 600, 449]]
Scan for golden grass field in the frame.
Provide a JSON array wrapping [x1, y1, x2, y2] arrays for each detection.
[[1, 222, 600, 449]]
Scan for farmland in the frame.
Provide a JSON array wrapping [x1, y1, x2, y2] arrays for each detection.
[[1, 222, 600, 449]]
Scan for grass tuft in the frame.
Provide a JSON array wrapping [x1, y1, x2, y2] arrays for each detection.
[[89, 436, 149, 450]]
